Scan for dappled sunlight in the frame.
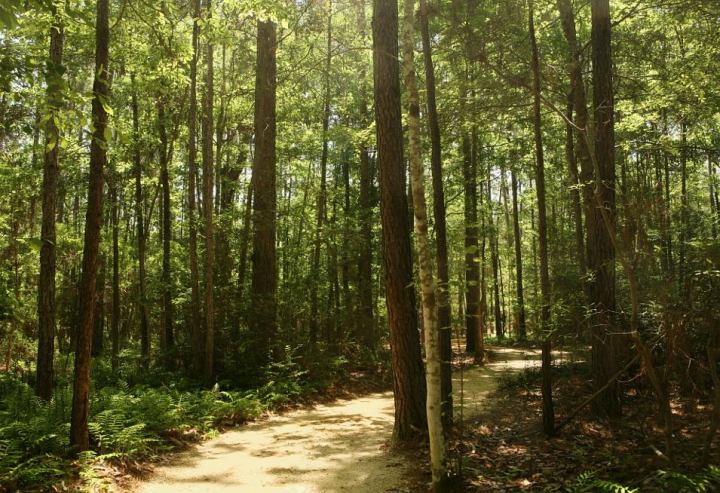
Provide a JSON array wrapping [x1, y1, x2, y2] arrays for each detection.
[[453, 346, 557, 419], [136, 348, 547, 492], [136, 391, 409, 492]]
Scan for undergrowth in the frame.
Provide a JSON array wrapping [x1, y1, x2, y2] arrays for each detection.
[[0, 348, 342, 492]]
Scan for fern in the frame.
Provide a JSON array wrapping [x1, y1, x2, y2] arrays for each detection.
[[656, 467, 720, 493], [567, 471, 638, 493]]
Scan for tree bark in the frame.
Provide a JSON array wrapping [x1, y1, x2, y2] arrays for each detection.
[[187, 0, 202, 373], [557, 0, 592, 285], [401, 0, 447, 484], [309, 1, 332, 352], [589, 0, 620, 418], [511, 169, 526, 339], [372, 0, 427, 442], [529, 0, 554, 436], [418, 0, 452, 428], [463, 128, 480, 354], [202, 0, 215, 385], [111, 174, 120, 371], [70, 0, 110, 452], [37, 14, 64, 400], [249, 19, 278, 371], [158, 100, 174, 367], [130, 74, 150, 369]]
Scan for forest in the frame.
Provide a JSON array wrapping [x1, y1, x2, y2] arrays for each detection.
[[0, 0, 719, 490]]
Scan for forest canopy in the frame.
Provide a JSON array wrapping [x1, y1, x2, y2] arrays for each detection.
[[0, 0, 719, 490]]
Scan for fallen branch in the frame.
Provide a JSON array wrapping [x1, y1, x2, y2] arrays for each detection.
[[554, 353, 641, 434]]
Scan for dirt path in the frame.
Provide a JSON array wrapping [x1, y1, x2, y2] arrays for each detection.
[[454, 346, 548, 419], [135, 347, 539, 492]]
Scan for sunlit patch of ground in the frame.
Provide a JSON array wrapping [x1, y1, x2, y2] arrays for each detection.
[[134, 392, 413, 492]]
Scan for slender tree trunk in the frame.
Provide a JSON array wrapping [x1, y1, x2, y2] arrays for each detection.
[[111, 174, 120, 371], [372, 0, 427, 442], [37, 14, 64, 400], [236, 178, 253, 327], [418, 0, 452, 427], [130, 74, 150, 369], [92, 252, 106, 357], [186, 0, 202, 373], [529, 0, 554, 435], [565, 94, 586, 275], [557, 0, 591, 284], [488, 176, 503, 339], [663, 148, 674, 279], [589, 0, 620, 418], [463, 129, 480, 354], [678, 122, 688, 291], [249, 19, 278, 371], [355, 0, 375, 354], [710, 154, 718, 239], [70, 0, 109, 451], [202, 0, 215, 385], [401, 0, 446, 484], [309, 1, 332, 351], [511, 169, 526, 339], [158, 100, 174, 367]]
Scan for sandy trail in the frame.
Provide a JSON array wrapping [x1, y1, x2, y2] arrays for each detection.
[[136, 347, 539, 493], [454, 347, 547, 419], [136, 392, 407, 493]]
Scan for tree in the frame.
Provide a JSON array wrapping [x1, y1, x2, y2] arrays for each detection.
[[309, 0, 332, 352], [372, 0, 426, 442], [202, 0, 215, 385], [187, 0, 202, 374], [418, 0, 452, 427], [556, 0, 591, 280], [589, 0, 620, 418], [401, 0, 446, 485], [249, 18, 278, 372], [70, 0, 110, 452], [36, 9, 63, 400], [158, 99, 174, 367], [528, 0, 554, 435], [130, 73, 149, 369], [511, 168, 526, 340]]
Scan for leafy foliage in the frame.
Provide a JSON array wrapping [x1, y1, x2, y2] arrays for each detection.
[[567, 471, 638, 493]]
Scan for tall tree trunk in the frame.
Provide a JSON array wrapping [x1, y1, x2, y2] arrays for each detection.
[[418, 0, 452, 427], [710, 153, 718, 239], [236, 177, 253, 330], [202, 0, 215, 385], [589, 0, 620, 418], [678, 122, 688, 291], [488, 176, 503, 339], [249, 19, 278, 371], [158, 100, 174, 367], [372, 0, 426, 442], [557, 0, 591, 284], [529, 0, 554, 435], [663, 147, 674, 279], [130, 74, 149, 369], [187, 0, 202, 373], [70, 0, 109, 452], [111, 174, 120, 371], [355, 0, 375, 354], [463, 128, 480, 354], [401, 0, 446, 483], [511, 169, 526, 339], [37, 14, 63, 400], [309, 1, 332, 352]]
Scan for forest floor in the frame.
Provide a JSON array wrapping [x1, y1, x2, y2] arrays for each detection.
[[451, 346, 720, 492], [122, 345, 720, 492], [131, 346, 539, 493]]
